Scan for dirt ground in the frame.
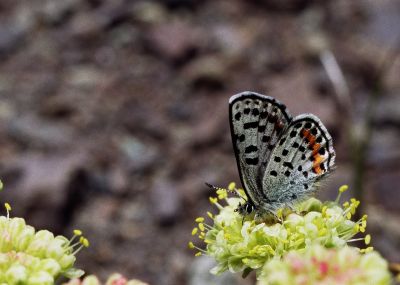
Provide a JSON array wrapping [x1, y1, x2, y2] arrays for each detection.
[[0, 0, 399, 284]]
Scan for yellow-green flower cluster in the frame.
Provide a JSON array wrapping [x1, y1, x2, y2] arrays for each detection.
[[0, 210, 88, 284], [63, 273, 149, 285], [190, 184, 369, 276], [257, 245, 391, 285]]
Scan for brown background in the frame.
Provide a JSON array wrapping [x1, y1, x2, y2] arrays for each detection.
[[0, 0, 399, 284]]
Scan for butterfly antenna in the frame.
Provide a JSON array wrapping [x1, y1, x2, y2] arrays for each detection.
[[205, 183, 249, 205], [205, 183, 243, 197]]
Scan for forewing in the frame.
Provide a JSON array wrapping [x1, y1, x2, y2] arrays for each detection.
[[262, 113, 336, 203], [229, 92, 292, 206]]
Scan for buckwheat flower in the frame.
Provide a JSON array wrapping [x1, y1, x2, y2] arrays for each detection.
[[258, 245, 391, 285], [0, 203, 87, 283], [190, 184, 370, 276]]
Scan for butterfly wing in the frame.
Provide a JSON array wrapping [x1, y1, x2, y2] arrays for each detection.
[[262, 113, 336, 205], [229, 91, 292, 207]]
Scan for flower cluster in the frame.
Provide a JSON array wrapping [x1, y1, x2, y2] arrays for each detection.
[[0, 204, 88, 284], [257, 245, 391, 285], [64, 273, 148, 285], [190, 184, 370, 276]]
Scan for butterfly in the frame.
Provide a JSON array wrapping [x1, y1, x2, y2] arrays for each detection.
[[229, 91, 335, 218]]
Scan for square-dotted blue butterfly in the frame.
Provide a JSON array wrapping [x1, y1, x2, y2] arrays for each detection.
[[229, 91, 335, 218]]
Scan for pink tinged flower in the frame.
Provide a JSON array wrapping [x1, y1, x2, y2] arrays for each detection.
[[318, 260, 329, 275], [110, 276, 128, 285], [288, 255, 304, 273]]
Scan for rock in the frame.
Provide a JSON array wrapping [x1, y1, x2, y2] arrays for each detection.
[[131, 1, 168, 24], [64, 65, 107, 89], [158, 0, 201, 9], [7, 115, 76, 149], [109, 166, 129, 195], [150, 178, 182, 226], [117, 136, 160, 173], [181, 55, 228, 90], [69, 11, 109, 38], [210, 23, 258, 56], [249, 0, 311, 12], [362, 0, 400, 48], [0, 5, 34, 55], [145, 20, 202, 62], [186, 98, 228, 148], [188, 256, 242, 285], [68, 0, 129, 38], [39, 0, 81, 25], [0, 151, 87, 229]]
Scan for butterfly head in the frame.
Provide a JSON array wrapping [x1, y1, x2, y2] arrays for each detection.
[[235, 201, 255, 216]]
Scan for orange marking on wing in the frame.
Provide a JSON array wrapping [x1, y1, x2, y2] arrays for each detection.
[[312, 143, 321, 156], [313, 165, 322, 174], [312, 154, 324, 174], [314, 154, 324, 164], [301, 129, 316, 145], [302, 128, 325, 174]]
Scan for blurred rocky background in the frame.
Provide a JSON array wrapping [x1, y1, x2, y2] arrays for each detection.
[[0, 0, 398, 284]]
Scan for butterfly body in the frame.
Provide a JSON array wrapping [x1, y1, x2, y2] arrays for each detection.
[[229, 92, 335, 217]]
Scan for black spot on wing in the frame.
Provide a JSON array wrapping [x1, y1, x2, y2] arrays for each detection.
[[262, 135, 270, 142], [268, 115, 278, 123], [270, 170, 277, 177], [258, 125, 266, 132], [244, 121, 259, 129], [245, 145, 258, 153], [235, 112, 241, 121], [245, 157, 259, 165], [283, 162, 293, 169]]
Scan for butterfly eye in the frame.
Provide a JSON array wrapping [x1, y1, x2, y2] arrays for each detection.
[[245, 204, 253, 214]]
